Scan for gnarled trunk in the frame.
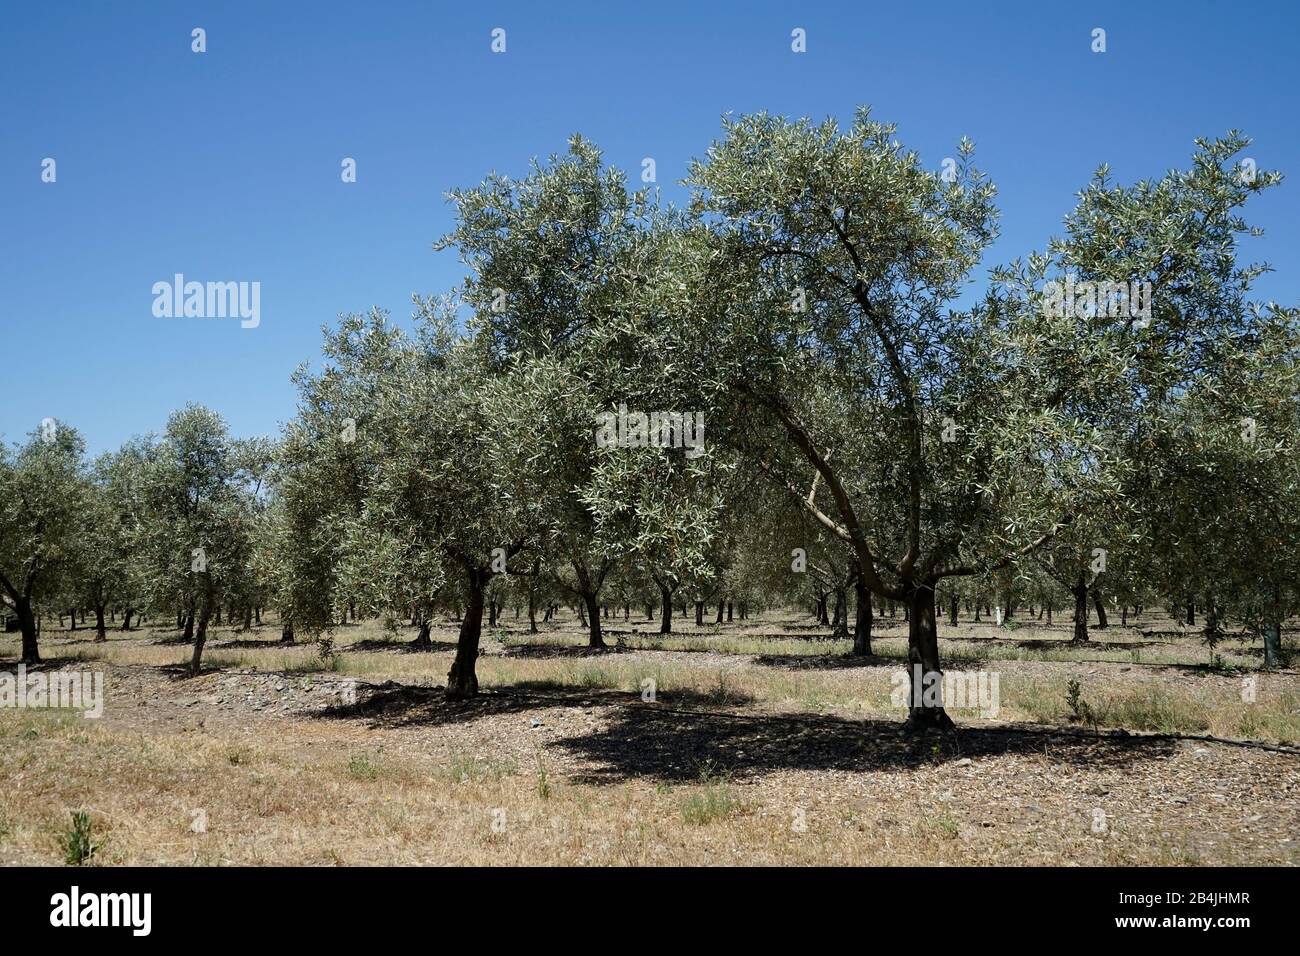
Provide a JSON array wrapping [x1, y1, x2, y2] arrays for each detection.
[[1092, 592, 1108, 629], [16, 597, 40, 664], [831, 589, 848, 639], [446, 569, 485, 699], [659, 586, 673, 634], [852, 576, 872, 656], [94, 604, 107, 642], [903, 582, 953, 731], [1071, 583, 1089, 643], [188, 579, 214, 676], [585, 593, 605, 649]]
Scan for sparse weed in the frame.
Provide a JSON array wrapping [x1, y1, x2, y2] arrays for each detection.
[[347, 753, 380, 781], [60, 810, 99, 865], [1066, 679, 1097, 728], [535, 754, 551, 799], [681, 764, 740, 824], [438, 751, 518, 783]]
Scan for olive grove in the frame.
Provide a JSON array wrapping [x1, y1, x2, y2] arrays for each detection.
[[3, 109, 1295, 730]]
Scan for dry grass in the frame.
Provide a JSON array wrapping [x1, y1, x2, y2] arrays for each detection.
[[0, 608, 1296, 866]]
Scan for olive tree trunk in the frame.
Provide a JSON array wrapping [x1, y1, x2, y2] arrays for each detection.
[[1092, 592, 1108, 629], [903, 582, 953, 731], [446, 570, 486, 699], [852, 577, 873, 656], [188, 579, 215, 676], [1071, 582, 1089, 643], [16, 597, 40, 664], [584, 592, 605, 648]]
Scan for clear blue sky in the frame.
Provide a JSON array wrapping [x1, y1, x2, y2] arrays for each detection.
[[4, 0, 1298, 454]]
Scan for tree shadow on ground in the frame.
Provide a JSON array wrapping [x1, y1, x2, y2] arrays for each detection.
[[779, 620, 843, 632], [151, 634, 196, 646], [551, 708, 1182, 785], [502, 644, 628, 659], [735, 626, 905, 639], [0, 655, 103, 671], [1075, 658, 1277, 675], [312, 681, 754, 730], [209, 637, 293, 650], [752, 647, 1278, 677], [754, 652, 898, 671], [309, 676, 1177, 783], [346, 638, 460, 654], [1135, 629, 1255, 641], [1008, 638, 1176, 651]]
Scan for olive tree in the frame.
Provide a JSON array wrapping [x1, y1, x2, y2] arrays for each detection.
[[138, 405, 254, 675], [672, 110, 1124, 728], [294, 301, 555, 697], [0, 422, 87, 663], [437, 136, 661, 649]]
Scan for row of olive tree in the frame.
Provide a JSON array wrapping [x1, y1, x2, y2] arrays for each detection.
[[5, 109, 1296, 728]]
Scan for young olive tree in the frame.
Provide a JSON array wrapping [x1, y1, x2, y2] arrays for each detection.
[[437, 136, 659, 648], [301, 301, 554, 696], [277, 308, 421, 638], [138, 405, 254, 675], [76, 448, 148, 641]]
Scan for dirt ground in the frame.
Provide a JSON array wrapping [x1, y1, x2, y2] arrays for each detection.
[[1, 610, 1297, 866]]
